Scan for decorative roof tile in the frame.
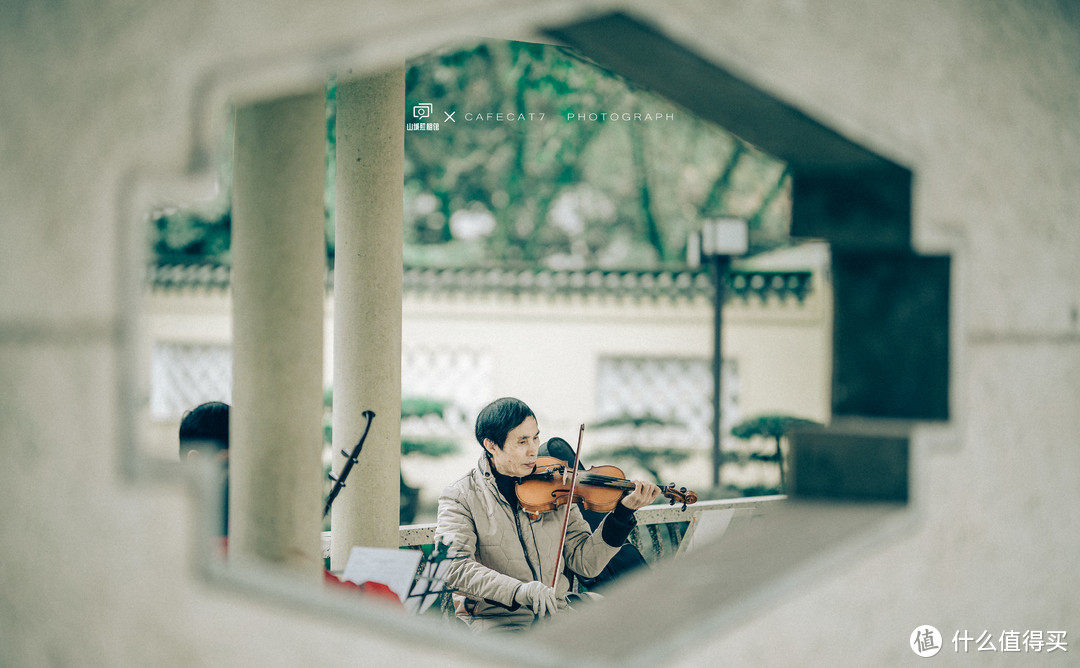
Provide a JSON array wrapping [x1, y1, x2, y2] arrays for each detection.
[[149, 264, 813, 303]]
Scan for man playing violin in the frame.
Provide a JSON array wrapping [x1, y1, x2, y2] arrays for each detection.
[[435, 396, 661, 632]]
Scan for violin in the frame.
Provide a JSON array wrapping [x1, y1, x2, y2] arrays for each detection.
[[515, 455, 698, 515]]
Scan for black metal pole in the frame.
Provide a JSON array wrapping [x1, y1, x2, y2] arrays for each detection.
[[711, 254, 730, 489], [323, 409, 375, 518]]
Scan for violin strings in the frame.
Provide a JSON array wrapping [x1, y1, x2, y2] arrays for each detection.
[[578, 473, 634, 488]]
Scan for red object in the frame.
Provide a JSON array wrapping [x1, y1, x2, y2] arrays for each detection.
[[216, 540, 401, 607], [323, 571, 404, 607]]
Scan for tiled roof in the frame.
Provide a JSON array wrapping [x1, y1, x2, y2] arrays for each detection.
[[149, 263, 231, 291], [148, 264, 813, 303]]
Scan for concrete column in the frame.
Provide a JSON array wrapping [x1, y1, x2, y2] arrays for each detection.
[[330, 66, 405, 565], [231, 92, 326, 579]]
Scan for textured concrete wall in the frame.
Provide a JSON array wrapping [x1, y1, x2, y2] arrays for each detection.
[[2, 1, 1077, 667], [639, 1, 1080, 665]]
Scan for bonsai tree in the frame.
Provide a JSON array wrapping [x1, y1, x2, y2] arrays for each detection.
[[730, 414, 821, 494], [590, 413, 693, 488]]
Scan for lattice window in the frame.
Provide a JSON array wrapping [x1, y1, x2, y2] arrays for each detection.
[[150, 342, 232, 422], [150, 342, 490, 433], [401, 346, 492, 437], [593, 356, 739, 450]]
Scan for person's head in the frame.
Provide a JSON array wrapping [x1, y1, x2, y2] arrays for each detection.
[[475, 397, 539, 477], [179, 401, 230, 463]]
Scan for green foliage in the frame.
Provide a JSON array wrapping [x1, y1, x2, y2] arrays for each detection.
[[402, 40, 790, 270], [321, 390, 458, 459], [401, 438, 458, 458], [400, 396, 447, 419], [591, 413, 669, 429], [592, 445, 691, 487], [730, 415, 820, 441], [730, 414, 821, 494], [400, 397, 458, 458], [589, 412, 692, 486], [739, 484, 782, 497], [151, 38, 790, 270], [150, 107, 234, 266], [151, 207, 231, 265], [324, 76, 338, 252]]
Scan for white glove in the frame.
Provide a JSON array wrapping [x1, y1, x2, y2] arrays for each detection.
[[515, 580, 558, 617]]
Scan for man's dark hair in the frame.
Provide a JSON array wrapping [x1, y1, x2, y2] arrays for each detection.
[[179, 401, 230, 457], [475, 397, 534, 451]]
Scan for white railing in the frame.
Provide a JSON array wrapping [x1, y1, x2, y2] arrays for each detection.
[[320, 496, 786, 565], [397, 495, 787, 561]]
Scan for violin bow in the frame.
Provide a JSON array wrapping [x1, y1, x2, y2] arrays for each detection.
[[550, 423, 585, 588], [323, 409, 375, 519]]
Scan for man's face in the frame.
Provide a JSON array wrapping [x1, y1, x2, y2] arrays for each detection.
[[485, 416, 540, 477]]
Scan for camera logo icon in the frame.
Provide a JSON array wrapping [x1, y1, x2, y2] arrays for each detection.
[[413, 103, 433, 120]]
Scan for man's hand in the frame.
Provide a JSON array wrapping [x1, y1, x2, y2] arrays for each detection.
[[619, 479, 662, 510], [515, 580, 558, 617]]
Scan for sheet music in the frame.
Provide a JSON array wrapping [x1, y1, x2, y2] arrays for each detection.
[[341, 546, 422, 602]]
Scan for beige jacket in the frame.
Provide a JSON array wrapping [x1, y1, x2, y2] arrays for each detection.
[[435, 456, 624, 631]]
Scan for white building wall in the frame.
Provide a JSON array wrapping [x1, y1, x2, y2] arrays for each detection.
[[143, 255, 831, 507]]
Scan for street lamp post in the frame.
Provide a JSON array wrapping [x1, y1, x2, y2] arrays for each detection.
[[691, 218, 748, 491]]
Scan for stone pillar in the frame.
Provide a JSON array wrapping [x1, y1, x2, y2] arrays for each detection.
[[231, 92, 326, 579], [330, 66, 405, 565]]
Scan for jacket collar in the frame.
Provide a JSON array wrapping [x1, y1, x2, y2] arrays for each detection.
[[473, 455, 505, 518]]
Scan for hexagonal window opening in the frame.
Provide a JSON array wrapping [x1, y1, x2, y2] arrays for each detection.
[[139, 9, 948, 666]]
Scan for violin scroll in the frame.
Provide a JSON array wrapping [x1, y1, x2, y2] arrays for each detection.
[[662, 483, 698, 511]]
